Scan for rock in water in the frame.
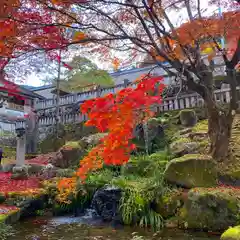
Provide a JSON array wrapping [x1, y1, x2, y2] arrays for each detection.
[[91, 185, 122, 222], [179, 188, 240, 231], [164, 154, 217, 188]]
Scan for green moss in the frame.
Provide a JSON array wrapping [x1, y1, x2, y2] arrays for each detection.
[[192, 120, 208, 133], [0, 214, 7, 223], [180, 188, 240, 231], [155, 189, 183, 218], [199, 139, 209, 147], [221, 226, 240, 240], [63, 141, 80, 148], [226, 169, 240, 179], [164, 154, 217, 188], [174, 154, 211, 162], [173, 137, 191, 144]]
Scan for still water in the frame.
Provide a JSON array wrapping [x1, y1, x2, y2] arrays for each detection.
[[11, 211, 220, 240]]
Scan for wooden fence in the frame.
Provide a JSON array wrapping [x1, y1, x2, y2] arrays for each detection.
[[37, 87, 235, 128], [35, 82, 133, 110]]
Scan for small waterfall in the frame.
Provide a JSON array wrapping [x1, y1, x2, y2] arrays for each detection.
[[49, 208, 100, 226]]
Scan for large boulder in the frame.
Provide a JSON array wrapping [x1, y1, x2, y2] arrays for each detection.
[[164, 154, 217, 188], [49, 141, 85, 168], [91, 185, 122, 222], [179, 188, 240, 231], [221, 226, 240, 240], [80, 133, 108, 148]]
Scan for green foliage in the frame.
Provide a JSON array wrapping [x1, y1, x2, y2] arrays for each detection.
[[0, 223, 15, 240], [3, 146, 16, 159], [55, 56, 114, 92], [122, 151, 170, 177], [39, 135, 65, 154], [192, 120, 208, 133], [85, 169, 115, 189], [39, 122, 98, 154], [112, 174, 165, 230], [63, 122, 98, 141]]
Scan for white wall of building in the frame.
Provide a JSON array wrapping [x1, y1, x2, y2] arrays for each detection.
[[111, 65, 173, 85]]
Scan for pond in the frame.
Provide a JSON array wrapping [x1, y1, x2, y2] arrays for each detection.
[[11, 210, 220, 240]]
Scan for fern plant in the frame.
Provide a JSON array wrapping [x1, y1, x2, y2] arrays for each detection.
[[112, 175, 165, 230]]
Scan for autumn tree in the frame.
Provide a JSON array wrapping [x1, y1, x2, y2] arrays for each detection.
[[0, 0, 239, 160]]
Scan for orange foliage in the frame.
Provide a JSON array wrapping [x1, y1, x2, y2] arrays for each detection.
[[112, 57, 120, 71], [73, 31, 87, 41], [73, 76, 165, 180], [153, 11, 240, 62]]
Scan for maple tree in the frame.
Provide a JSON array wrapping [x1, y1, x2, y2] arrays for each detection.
[[77, 75, 164, 179], [57, 74, 165, 185], [0, 0, 239, 161]]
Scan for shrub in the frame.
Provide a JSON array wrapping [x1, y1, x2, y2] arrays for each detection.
[[121, 151, 170, 177]]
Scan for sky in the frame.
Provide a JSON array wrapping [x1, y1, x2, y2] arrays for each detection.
[[23, 0, 219, 87]]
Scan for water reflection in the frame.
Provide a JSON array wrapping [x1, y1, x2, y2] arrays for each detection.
[[11, 214, 220, 240]]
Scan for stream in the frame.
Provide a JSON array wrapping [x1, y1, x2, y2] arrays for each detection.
[[11, 210, 220, 240]]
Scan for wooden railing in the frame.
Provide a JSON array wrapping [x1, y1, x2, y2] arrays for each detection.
[[35, 64, 226, 110], [35, 82, 134, 110], [37, 86, 235, 128]]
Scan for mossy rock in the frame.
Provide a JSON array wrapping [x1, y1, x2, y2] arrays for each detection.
[[169, 138, 200, 157], [49, 141, 86, 168], [164, 154, 217, 188], [218, 168, 240, 187], [154, 189, 183, 219], [221, 226, 240, 240], [180, 110, 197, 127], [179, 188, 240, 231]]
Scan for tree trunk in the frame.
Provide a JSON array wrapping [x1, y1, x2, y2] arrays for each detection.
[[207, 104, 234, 160]]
